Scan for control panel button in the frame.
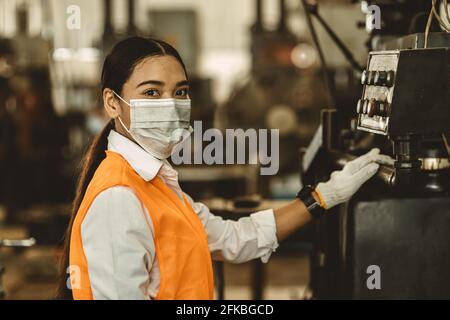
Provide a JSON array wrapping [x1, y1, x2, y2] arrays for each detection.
[[367, 99, 377, 117], [362, 99, 369, 114], [368, 71, 376, 85], [356, 99, 364, 113], [361, 70, 368, 85], [374, 70, 395, 87], [367, 99, 390, 117], [374, 71, 386, 85], [386, 70, 395, 86], [377, 101, 390, 116]]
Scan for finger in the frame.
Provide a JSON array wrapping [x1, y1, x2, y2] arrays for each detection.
[[346, 148, 380, 174], [352, 162, 380, 185], [330, 170, 340, 180], [374, 154, 395, 166]]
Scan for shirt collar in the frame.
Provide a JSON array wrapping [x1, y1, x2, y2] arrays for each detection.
[[107, 129, 164, 182]]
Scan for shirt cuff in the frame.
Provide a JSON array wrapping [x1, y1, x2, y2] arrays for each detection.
[[249, 209, 279, 263]]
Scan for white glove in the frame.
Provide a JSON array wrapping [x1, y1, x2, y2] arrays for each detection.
[[315, 148, 394, 209]]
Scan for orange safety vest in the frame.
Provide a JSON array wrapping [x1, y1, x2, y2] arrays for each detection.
[[69, 150, 214, 300]]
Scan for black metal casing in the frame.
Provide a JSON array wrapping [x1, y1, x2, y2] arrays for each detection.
[[343, 197, 450, 299]]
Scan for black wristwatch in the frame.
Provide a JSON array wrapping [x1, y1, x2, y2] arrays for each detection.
[[296, 185, 326, 220]]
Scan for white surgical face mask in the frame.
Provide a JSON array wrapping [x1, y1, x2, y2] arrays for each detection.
[[113, 91, 193, 159]]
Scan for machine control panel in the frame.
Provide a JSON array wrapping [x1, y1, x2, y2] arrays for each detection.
[[357, 51, 398, 135], [357, 48, 450, 136]]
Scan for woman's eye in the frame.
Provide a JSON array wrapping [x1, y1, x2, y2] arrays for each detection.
[[175, 88, 189, 97], [143, 89, 160, 97]]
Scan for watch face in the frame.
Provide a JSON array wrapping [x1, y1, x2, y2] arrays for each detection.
[[298, 185, 315, 198]]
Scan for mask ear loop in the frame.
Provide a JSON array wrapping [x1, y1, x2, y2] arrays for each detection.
[[116, 115, 133, 136], [112, 90, 132, 134], [112, 90, 131, 106]]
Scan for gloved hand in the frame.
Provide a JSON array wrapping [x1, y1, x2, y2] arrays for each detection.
[[315, 148, 394, 209]]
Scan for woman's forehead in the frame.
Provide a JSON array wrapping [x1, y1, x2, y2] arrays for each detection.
[[128, 55, 187, 86]]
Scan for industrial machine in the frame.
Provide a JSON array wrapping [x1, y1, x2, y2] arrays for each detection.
[[303, 38, 450, 299], [301, 1, 450, 299], [303, 46, 450, 300]]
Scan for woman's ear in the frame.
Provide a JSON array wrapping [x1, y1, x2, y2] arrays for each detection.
[[103, 88, 121, 118]]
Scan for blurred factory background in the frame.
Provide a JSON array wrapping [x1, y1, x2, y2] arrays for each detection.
[[0, 0, 449, 300]]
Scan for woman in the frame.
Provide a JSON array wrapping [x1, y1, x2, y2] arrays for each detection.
[[58, 37, 392, 300]]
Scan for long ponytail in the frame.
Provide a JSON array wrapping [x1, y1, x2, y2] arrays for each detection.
[[56, 119, 114, 299]]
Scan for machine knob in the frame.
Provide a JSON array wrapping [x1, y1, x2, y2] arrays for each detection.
[[367, 71, 376, 85], [361, 70, 368, 85], [367, 99, 377, 117], [374, 71, 386, 85], [374, 70, 395, 86], [356, 99, 364, 113], [362, 99, 369, 114], [367, 99, 390, 117], [386, 70, 395, 86], [377, 101, 390, 116]]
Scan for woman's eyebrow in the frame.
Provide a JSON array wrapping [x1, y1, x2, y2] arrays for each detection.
[[176, 80, 189, 87], [136, 80, 189, 88], [136, 80, 164, 88]]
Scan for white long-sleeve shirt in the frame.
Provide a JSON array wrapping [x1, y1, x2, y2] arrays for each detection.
[[81, 130, 279, 300]]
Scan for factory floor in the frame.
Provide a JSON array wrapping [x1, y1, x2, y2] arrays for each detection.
[[1, 223, 310, 300], [222, 256, 310, 300]]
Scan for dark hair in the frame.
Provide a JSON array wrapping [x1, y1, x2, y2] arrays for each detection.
[[56, 37, 187, 299]]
